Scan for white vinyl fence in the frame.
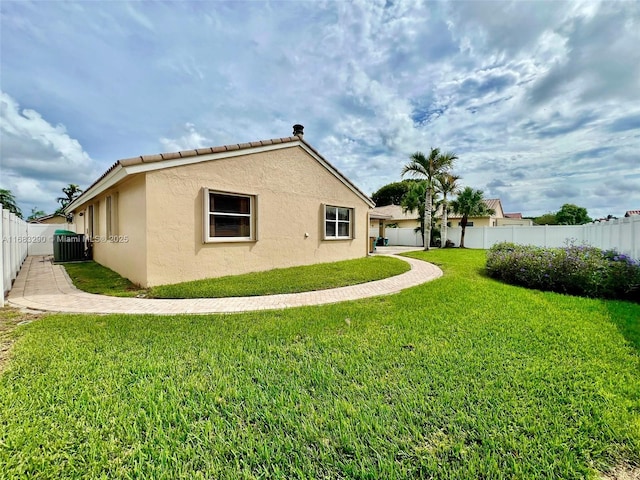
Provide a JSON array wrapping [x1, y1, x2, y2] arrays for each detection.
[[1, 204, 71, 305], [446, 215, 640, 259], [370, 227, 424, 247], [26, 223, 71, 255], [1, 205, 28, 306]]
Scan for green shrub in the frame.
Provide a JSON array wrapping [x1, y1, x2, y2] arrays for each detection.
[[486, 242, 640, 301]]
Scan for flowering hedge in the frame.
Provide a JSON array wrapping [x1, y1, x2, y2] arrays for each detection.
[[486, 242, 640, 301]]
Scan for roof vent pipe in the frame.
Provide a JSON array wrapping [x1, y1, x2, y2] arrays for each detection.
[[293, 124, 304, 139]]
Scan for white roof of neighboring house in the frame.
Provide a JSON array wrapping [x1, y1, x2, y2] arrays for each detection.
[[66, 132, 374, 212], [370, 204, 419, 221]]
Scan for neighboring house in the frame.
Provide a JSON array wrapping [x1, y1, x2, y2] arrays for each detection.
[[28, 213, 68, 225], [65, 125, 374, 287], [369, 204, 423, 246], [369, 199, 526, 246], [497, 212, 533, 227], [369, 204, 420, 232], [625, 210, 640, 217], [369, 210, 392, 239], [446, 198, 505, 228], [372, 199, 531, 232]]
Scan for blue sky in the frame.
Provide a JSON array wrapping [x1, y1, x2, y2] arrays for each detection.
[[1, 0, 639, 219]]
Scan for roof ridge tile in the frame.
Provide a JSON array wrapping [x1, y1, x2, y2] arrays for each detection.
[[64, 133, 373, 212]]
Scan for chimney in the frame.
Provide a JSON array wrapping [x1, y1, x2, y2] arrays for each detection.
[[293, 124, 304, 139]]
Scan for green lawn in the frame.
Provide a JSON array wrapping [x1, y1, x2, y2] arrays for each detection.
[[62, 256, 410, 298], [2, 249, 639, 479], [62, 261, 145, 297], [149, 256, 410, 298]]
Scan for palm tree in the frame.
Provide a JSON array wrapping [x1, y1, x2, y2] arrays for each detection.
[[450, 187, 495, 248], [27, 207, 47, 222], [435, 173, 461, 248], [0, 188, 23, 218], [56, 184, 83, 213], [401, 181, 426, 246], [402, 148, 457, 250]]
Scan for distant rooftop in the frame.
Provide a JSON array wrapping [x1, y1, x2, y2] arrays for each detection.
[[370, 204, 419, 220]]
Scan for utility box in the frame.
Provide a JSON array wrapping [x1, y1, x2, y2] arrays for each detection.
[[53, 230, 85, 262]]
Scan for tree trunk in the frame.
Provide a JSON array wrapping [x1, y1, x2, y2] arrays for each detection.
[[460, 216, 467, 248], [424, 185, 431, 251], [441, 201, 448, 247]]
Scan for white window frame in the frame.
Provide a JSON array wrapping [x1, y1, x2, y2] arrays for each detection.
[[203, 188, 256, 243], [324, 205, 354, 240]]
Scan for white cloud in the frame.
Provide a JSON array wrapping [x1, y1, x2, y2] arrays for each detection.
[[159, 123, 213, 153], [124, 2, 155, 32], [1, 0, 638, 220], [0, 91, 98, 214]]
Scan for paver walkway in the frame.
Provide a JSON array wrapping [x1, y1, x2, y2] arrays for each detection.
[[7, 252, 442, 315]]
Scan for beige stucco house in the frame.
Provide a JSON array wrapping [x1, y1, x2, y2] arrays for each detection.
[[65, 126, 374, 287], [496, 212, 533, 227], [28, 213, 68, 225], [444, 198, 505, 228], [371, 199, 511, 234], [369, 204, 419, 236]]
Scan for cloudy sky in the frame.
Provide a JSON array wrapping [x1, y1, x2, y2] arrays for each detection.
[[1, 0, 639, 219]]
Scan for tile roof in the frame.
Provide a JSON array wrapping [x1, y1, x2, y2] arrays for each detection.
[[625, 210, 640, 216], [87, 136, 302, 194], [484, 198, 503, 213], [370, 204, 419, 220], [369, 212, 393, 219], [27, 213, 67, 223], [118, 136, 299, 167], [67, 134, 374, 211], [504, 212, 523, 219]]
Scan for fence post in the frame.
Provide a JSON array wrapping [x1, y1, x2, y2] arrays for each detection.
[[1, 206, 30, 305], [632, 216, 639, 260], [0, 204, 4, 307]]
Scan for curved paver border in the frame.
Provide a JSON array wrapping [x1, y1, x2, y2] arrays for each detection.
[[7, 254, 442, 315]]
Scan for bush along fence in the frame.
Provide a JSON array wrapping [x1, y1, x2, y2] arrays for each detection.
[[447, 215, 640, 260], [486, 242, 640, 302], [1, 204, 28, 306]]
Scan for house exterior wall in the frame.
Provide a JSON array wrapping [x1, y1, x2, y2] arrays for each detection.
[[386, 218, 419, 229], [369, 219, 419, 229], [369, 218, 419, 232], [142, 146, 370, 287], [32, 216, 68, 225], [71, 175, 148, 286]]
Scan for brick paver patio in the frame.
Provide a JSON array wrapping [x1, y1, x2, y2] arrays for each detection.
[[7, 252, 442, 314]]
